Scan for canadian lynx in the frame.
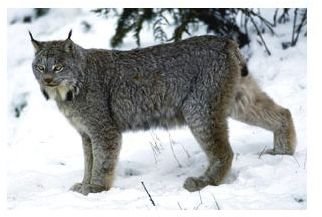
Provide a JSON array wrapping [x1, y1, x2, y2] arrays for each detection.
[[229, 75, 296, 155], [29, 31, 296, 195]]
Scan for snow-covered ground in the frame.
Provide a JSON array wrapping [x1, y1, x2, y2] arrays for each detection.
[[6, 9, 306, 210]]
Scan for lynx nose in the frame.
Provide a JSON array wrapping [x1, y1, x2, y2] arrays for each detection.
[[43, 75, 54, 85], [43, 74, 54, 84]]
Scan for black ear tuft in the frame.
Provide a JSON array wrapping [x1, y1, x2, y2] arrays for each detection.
[[28, 31, 34, 41], [67, 29, 72, 40]]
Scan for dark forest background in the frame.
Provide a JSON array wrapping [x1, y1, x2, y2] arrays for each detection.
[[12, 8, 307, 55]]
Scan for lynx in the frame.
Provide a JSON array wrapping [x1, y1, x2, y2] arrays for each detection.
[[29, 31, 295, 195], [229, 74, 296, 155]]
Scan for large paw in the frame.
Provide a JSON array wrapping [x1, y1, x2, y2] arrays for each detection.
[[183, 176, 208, 192], [265, 148, 294, 155], [70, 182, 83, 192], [69, 183, 106, 195]]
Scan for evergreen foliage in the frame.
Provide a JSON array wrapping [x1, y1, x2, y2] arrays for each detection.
[[92, 8, 307, 54]]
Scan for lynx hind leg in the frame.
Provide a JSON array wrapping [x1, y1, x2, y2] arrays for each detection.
[[182, 102, 233, 192], [229, 75, 296, 155]]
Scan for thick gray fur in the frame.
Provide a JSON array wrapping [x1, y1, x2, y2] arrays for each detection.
[[30, 31, 295, 195]]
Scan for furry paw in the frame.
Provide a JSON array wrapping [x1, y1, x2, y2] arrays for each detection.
[[69, 183, 106, 195], [70, 182, 83, 192], [183, 176, 208, 192], [265, 148, 294, 155]]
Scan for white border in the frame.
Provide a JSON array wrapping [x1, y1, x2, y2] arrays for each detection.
[[307, 1, 322, 213], [1, 1, 319, 217], [0, 6, 8, 216], [4, 0, 308, 8]]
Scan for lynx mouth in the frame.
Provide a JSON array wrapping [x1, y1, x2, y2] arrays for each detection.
[[44, 83, 59, 87], [42, 81, 61, 87]]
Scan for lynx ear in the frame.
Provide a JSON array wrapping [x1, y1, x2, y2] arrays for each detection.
[[64, 29, 74, 53], [29, 31, 42, 53]]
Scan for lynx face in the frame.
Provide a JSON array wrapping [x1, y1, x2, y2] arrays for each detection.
[[30, 31, 82, 101]]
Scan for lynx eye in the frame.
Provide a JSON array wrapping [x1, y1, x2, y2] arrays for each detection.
[[36, 64, 45, 72], [53, 64, 64, 73]]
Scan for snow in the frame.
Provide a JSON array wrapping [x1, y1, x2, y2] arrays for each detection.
[[6, 9, 306, 210]]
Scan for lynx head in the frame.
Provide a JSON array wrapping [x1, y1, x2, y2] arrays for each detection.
[[29, 30, 85, 101]]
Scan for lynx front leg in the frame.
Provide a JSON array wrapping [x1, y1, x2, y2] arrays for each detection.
[[70, 133, 93, 193], [182, 103, 233, 192], [90, 127, 121, 194], [229, 76, 296, 155], [72, 126, 122, 195]]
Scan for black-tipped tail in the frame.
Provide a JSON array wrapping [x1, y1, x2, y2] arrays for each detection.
[[241, 64, 248, 77]]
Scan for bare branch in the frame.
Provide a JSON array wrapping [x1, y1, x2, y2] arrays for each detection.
[[292, 156, 301, 168], [141, 181, 156, 207], [258, 146, 267, 159], [177, 201, 183, 210], [193, 191, 203, 210], [211, 193, 221, 210], [248, 14, 271, 55], [168, 131, 182, 168]]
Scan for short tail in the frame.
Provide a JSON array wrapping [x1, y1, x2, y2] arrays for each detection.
[[226, 39, 248, 77], [240, 62, 249, 77]]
